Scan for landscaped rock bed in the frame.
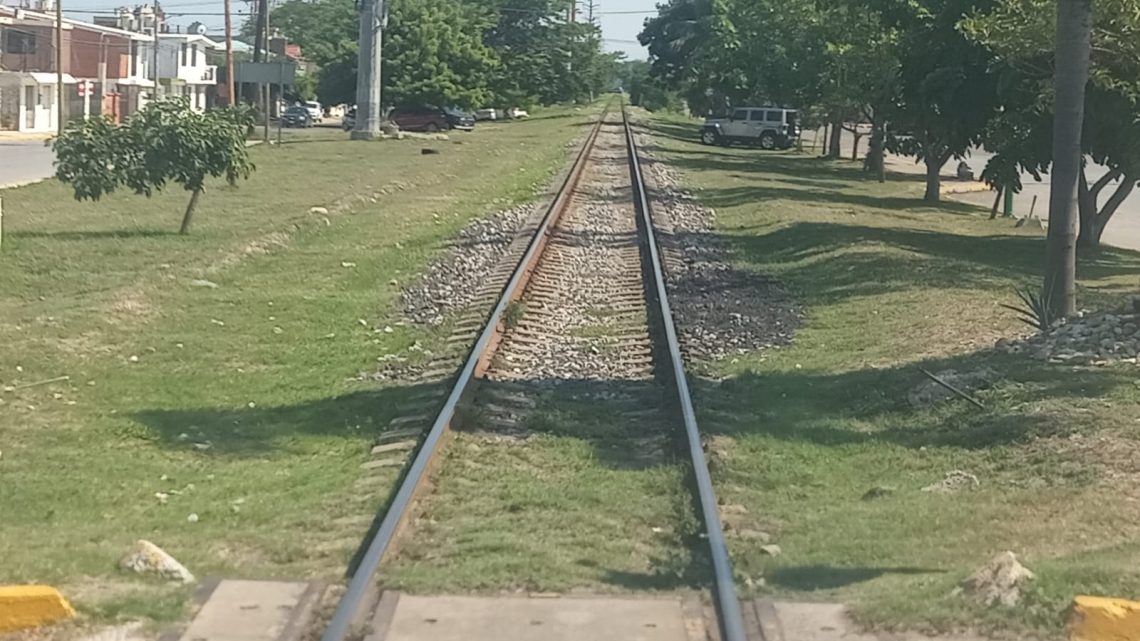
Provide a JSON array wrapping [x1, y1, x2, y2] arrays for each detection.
[[632, 123, 802, 362], [1000, 310, 1140, 365]]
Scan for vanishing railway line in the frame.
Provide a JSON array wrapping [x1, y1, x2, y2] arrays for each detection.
[[321, 103, 748, 641]]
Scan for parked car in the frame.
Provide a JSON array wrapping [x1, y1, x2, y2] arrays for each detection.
[[475, 108, 500, 122], [342, 106, 356, 131], [700, 107, 800, 149], [444, 107, 476, 131], [389, 105, 451, 133], [304, 101, 323, 123], [282, 105, 314, 128]]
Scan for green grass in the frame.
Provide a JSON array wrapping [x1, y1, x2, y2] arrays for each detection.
[[649, 115, 1140, 636], [384, 386, 706, 594], [0, 106, 595, 623]]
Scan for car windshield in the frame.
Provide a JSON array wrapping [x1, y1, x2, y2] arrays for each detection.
[[285, 107, 308, 115]]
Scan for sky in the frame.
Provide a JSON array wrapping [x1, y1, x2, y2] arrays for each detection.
[[46, 0, 656, 59]]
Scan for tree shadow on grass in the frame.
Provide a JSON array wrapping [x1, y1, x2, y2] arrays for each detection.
[[11, 229, 178, 240], [696, 350, 1138, 452], [722, 222, 1140, 305], [766, 565, 944, 591]]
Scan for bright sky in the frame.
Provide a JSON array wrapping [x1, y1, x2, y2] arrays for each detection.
[[46, 0, 656, 59]]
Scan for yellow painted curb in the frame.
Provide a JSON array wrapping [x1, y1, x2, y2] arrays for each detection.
[[1069, 596, 1140, 641], [0, 585, 77, 633], [941, 182, 991, 195]]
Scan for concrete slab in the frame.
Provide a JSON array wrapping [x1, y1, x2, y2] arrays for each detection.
[[178, 580, 319, 641], [752, 601, 986, 641], [377, 594, 693, 641]]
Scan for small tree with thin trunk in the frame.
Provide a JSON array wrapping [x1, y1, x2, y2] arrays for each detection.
[[54, 98, 255, 234]]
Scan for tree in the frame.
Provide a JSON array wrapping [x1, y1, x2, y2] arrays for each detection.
[[54, 98, 256, 235], [1046, 0, 1092, 317], [964, 0, 1140, 252], [382, 0, 498, 109]]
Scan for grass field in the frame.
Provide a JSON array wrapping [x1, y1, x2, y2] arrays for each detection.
[[648, 116, 1140, 637], [0, 108, 594, 626]]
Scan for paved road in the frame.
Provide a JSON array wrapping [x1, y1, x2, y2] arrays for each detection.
[[0, 140, 55, 189]]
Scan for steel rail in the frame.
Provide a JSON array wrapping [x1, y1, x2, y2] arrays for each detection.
[[621, 105, 748, 641], [319, 105, 611, 641]]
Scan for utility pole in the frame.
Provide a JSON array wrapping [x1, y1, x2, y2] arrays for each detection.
[[351, 0, 384, 140], [224, 0, 235, 105], [55, 0, 63, 134], [152, 3, 162, 99]]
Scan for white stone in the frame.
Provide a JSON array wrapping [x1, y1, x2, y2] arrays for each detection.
[[120, 539, 195, 583]]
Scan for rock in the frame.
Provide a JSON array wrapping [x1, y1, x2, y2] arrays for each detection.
[[760, 544, 782, 556], [961, 551, 1035, 607], [861, 486, 894, 501], [309, 206, 330, 216], [120, 540, 195, 584], [187, 513, 199, 523], [189, 279, 218, 289], [922, 470, 979, 493]]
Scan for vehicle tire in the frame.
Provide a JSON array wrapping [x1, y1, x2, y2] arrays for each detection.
[[424, 122, 440, 133], [701, 129, 719, 146], [759, 132, 777, 150]]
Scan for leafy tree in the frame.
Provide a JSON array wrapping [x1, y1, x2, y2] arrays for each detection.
[[54, 98, 256, 234], [382, 0, 498, 109], [874, 0, 1001, 201], [965, 0, 1140, 251], [264, 0, 359, 67]]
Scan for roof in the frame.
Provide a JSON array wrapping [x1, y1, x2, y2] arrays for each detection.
[[0, 6, 153, 41], [158, 32, 220, 48]]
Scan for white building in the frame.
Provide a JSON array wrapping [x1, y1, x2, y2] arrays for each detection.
[[156, 32, 217, 111]]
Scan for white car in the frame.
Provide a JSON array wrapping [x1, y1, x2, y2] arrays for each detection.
[[304, 101, 323, 123]]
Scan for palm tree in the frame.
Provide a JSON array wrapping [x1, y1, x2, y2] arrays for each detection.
[[1045, 0, 1092, 318]]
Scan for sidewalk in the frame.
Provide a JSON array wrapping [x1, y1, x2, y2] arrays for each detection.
[[0, 131, 54, 142]]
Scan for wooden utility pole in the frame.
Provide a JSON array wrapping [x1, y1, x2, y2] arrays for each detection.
[[224, 0, 235, 105], [55, 0, 64, 134], [152, 3, 162, 99], [1045, 0, 1092, 318]]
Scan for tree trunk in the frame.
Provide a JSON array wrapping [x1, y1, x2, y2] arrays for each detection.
[[852, 133, 863, 161], [827, 112, 844, 159], [1046, 0, 1092, 318], [990, 187, 1004, 220], [180, 188, 203, 235], [923, 151, 945, 202]]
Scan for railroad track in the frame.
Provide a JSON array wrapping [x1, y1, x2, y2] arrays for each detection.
[[321, 103, 748, 641]]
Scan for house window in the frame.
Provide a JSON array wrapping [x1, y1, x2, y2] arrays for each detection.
[[181, 43, 188, 66], [4, 30, 37, 54], [130, 41, 138, 76], [190, 44, 197, 66]]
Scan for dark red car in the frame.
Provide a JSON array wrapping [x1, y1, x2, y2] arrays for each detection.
[[388, 106, 450, 133]]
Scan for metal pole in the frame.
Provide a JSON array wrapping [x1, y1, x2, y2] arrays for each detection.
[[56, 0, 64, 134], [262, 83, 269, 142], [1004, 185, 1014, 217], [277, 60, 284, 145], [224, 0, 235, 105], [350, 0, 383, 139]]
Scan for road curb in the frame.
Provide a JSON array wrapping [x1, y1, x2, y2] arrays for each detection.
[[941, 182, 991, 195], [1069, 596, 1140, 641], [0, 585, 76, 633]]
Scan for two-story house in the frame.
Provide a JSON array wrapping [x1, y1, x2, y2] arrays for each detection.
[[0, 1, 154, 132], [156, 31, 217, 111]]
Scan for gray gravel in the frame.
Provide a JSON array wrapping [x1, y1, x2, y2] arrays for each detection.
[[632, 123, 802, 362], [999, 310, 1140, 365], [400, 204, 535, 326]]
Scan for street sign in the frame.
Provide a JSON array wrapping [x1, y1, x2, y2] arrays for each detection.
[[77, 80, 95, 97], [235, 62, 297, 85]]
